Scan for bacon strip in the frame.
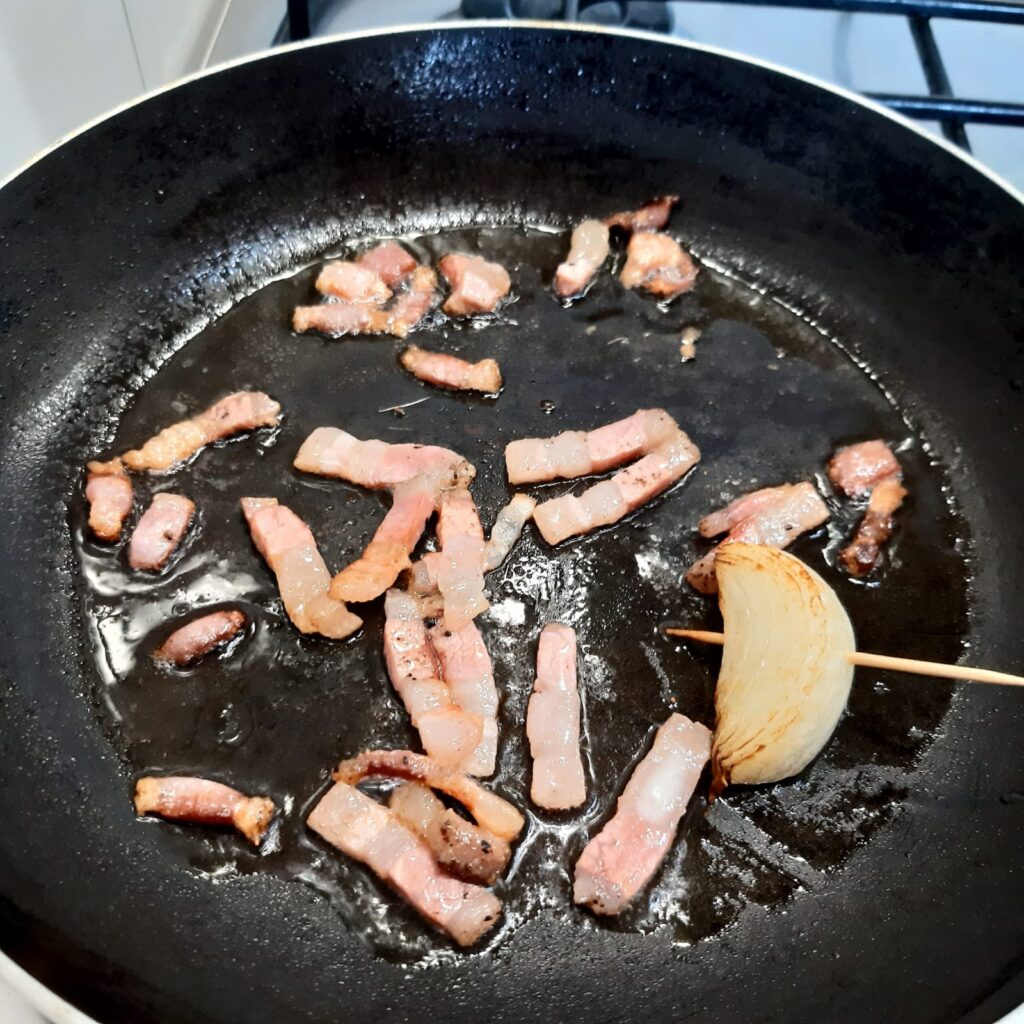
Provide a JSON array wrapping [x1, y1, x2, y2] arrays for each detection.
[[328, 476, 439, 604], [840, 476, 907, 576], [409, 493, 536, 596], [307, 781, 501, 946], [388, 782, 511, 886], [620, 232, 698, 300], [122, 392, 281, 473], [554, 219, 611, 298], [484, 493, 537, 572], [686, 481, 829, 595], [505, 408, 679, 485], [315, 261, 391, 303], [135, 776, 275, 846], [400, 345, 503, 394], [242, 497, 361, 639], [604, 196, 678, 233], [383, 589, 484, 770], [153, 609, 246, 666], [293, 266, 438, 339], [85, 458, 133, 542], [356, 240, 418, 286], [828, 439, 901, 496], [439, 254, 511, 316], [429, 620, 498, 777], [527, 623, 585, 810], [533, 429, 701, 546], [295, 426, 471, 490], [334, 749, 525, 842], [434, 486, 489, 631], [573, 713, 710, 915], [128, 493, 195, 571]]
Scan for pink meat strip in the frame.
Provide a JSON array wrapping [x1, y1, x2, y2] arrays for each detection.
[[242, 497, 362, 639], [505, 408, 679, 485], [85, 457, 133, 542], [135, 776, 275, 846], [554, 219, 611, 298], [620, 232, 698, 300], [334, 748, 524, 842], [573, 713, 710, 915], [400, 345, 503, 394], [533, 429, 701, 546], [686, 481, 830, 595], [604, 195, 678, 233], [429, 620, 499, 777], [387, 267, 440, 338], [383, 589, 484, 770], [122, 391, 281, 473], [408, 493, 536, 596], [526, 623, 585, 810], [315, 261, 391, 304], [439, 254, 511, 316], [293, 266, 438, 339], [128, 492, 195, 570], [307, 781, 502, 947], [434, 486, 489, 631], [388, 782, 510, 885], [329, 475, 441, 604], [356, 240, 418, 286], [840, 475, 907, 576], [828, 439, 901, 496], [294, 426, 470, 490], [152, 609, 247, 666]]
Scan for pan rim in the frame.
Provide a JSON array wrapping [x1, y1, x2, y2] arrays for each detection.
[[0, 19, 1022, 209], [1, 18, 1022, 1024]]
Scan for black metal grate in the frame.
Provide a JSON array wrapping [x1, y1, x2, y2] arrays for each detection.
[[282, 0, 1024, 152]]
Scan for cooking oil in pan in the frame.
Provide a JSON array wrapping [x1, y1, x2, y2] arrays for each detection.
[[70, 224, 970, 959]]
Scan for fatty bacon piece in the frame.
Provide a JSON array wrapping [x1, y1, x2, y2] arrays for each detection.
[[85, 458, 133, 542], [293, 265, 438, 339], [242, 497, 361, 639], [533, 429, 701, 546], [828, 439, 901, 497], [128, 493, 195, 571], [334, 749, 525, 842], [573, 714, 710, 915], [135, 776, 275, 846], [429, 619, 499, 777], [620, 232, 698, 300], [389, 782, 511, 886], [294, 426, 470, 490], [554, 219, 610, 299], [122, 392, 281, 473], [153, 609, 247, 667], [505, 408, 679, 485], [408, 493, 536, 597], [400, 345, 503, 394], [604, 196, 678, 233], [433, 485, 489, 632], [840, 474, 907, 576], [439, 254, 511, 316], [307, 781, 502, 946], [685, 482, 829, 595], [382, 589, 484, 771], [526, 623, 585, 810]]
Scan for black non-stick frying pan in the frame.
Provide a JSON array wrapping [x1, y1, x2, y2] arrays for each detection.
[[1, 22, 1022, 1024]]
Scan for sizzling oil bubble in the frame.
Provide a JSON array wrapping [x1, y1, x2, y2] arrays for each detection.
[[70, 224, 970, 962]]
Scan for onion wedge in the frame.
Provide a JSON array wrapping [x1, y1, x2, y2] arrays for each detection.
[[710, 544, 855, 798]]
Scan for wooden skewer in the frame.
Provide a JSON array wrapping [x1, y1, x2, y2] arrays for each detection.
[[664, 628, 1024, 688]]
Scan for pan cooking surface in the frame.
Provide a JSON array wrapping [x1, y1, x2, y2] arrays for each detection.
[[3, 24, 1022, 1024], [70, 224, 970, 960]]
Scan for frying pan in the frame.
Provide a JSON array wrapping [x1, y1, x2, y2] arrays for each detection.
[[1, 21, 1022, 1024]]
